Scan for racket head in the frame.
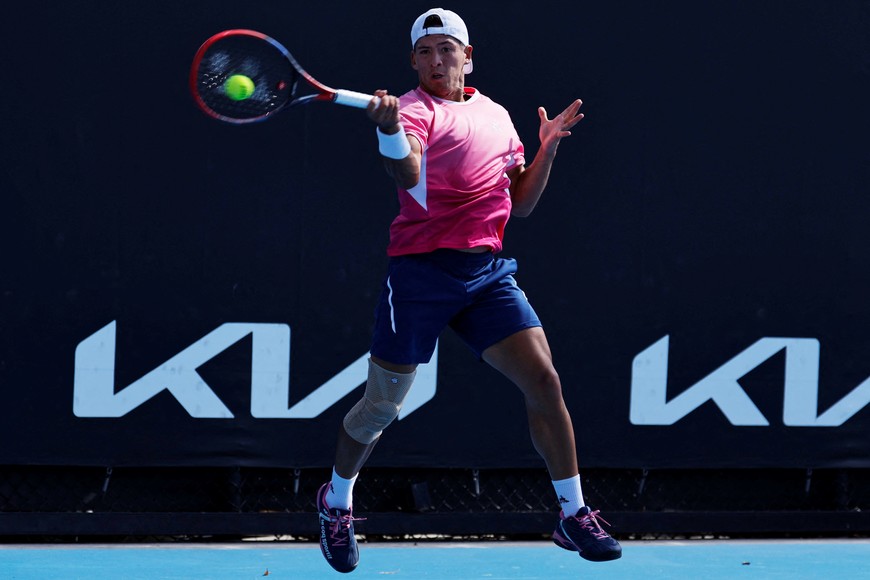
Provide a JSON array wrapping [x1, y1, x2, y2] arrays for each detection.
[[190, 29, 326, 124]]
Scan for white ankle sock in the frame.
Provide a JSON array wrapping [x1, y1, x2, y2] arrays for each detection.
[[327, 468, 358, 510], [552, 474, 585, 517]]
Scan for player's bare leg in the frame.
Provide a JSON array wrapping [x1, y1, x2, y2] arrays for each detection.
[[482, 327, 578, 479], [483, 327, 621, 562]]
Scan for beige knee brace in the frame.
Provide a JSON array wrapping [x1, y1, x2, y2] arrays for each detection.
[[343, 359, 416, 444]]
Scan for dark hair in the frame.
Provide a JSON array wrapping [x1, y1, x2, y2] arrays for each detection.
[[422, 14, 443, 28]]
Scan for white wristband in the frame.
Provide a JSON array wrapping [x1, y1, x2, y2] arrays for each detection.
[[377, 127, 411, 160]]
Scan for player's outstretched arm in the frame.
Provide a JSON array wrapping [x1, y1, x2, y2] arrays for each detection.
[[509, 99, 584, 217]]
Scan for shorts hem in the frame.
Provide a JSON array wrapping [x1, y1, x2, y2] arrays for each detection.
[[472, 320, 543, 360]]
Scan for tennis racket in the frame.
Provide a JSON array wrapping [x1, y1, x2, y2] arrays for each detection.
[[190, 29, 376, 124]]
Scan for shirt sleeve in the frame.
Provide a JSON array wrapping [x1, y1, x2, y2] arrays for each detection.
[[398, 93, 433, 150]]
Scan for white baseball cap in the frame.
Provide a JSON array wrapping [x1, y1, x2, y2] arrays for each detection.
[[410, 8, 473, 74]]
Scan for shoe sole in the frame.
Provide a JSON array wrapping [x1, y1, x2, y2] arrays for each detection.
[[552, 528, 578, 552], [552, 527, 622, 562]]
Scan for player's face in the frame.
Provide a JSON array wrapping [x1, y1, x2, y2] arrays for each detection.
[[411, 35, 472, 102]]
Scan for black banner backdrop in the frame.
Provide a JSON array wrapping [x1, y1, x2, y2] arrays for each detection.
[[1, 1, 868, 469]]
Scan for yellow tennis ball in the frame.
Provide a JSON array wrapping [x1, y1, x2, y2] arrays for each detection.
[[224, 74, 255, 101]]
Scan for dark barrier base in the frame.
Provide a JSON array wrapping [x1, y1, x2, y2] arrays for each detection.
[[0, 511, 869, 541], [1, 466, 868, 539]]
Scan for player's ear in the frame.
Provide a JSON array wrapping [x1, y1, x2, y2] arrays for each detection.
[[410, 50, 419, 70], [464, 44, 473, 63]]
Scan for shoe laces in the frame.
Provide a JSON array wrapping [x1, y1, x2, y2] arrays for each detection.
[[320, 510, 366, 547], [576, 509, 612, 540]]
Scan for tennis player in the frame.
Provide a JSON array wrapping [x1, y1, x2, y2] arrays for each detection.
[[316, 8, 621, 572]]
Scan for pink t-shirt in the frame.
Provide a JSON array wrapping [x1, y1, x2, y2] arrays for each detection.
[[386, 87, 525, 256]]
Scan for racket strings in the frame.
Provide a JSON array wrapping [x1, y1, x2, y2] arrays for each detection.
[[194, 36, 296, 122]]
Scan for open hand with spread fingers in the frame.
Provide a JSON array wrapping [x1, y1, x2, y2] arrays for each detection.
[[538, 99, 584, 155]]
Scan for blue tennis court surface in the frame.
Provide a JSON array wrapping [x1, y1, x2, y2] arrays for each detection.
[[1, 540, 868, 579]]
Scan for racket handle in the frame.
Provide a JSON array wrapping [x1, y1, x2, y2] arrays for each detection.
[[334, 89, 380, 109]]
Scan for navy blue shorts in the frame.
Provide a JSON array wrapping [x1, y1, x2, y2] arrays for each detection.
[[370, 249, 542, 365]]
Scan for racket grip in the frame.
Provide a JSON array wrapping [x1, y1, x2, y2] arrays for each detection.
[[334, 89, 379, 109]]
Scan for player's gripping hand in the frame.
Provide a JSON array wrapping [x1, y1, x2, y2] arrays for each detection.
[[368, 89, 402, 134]]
